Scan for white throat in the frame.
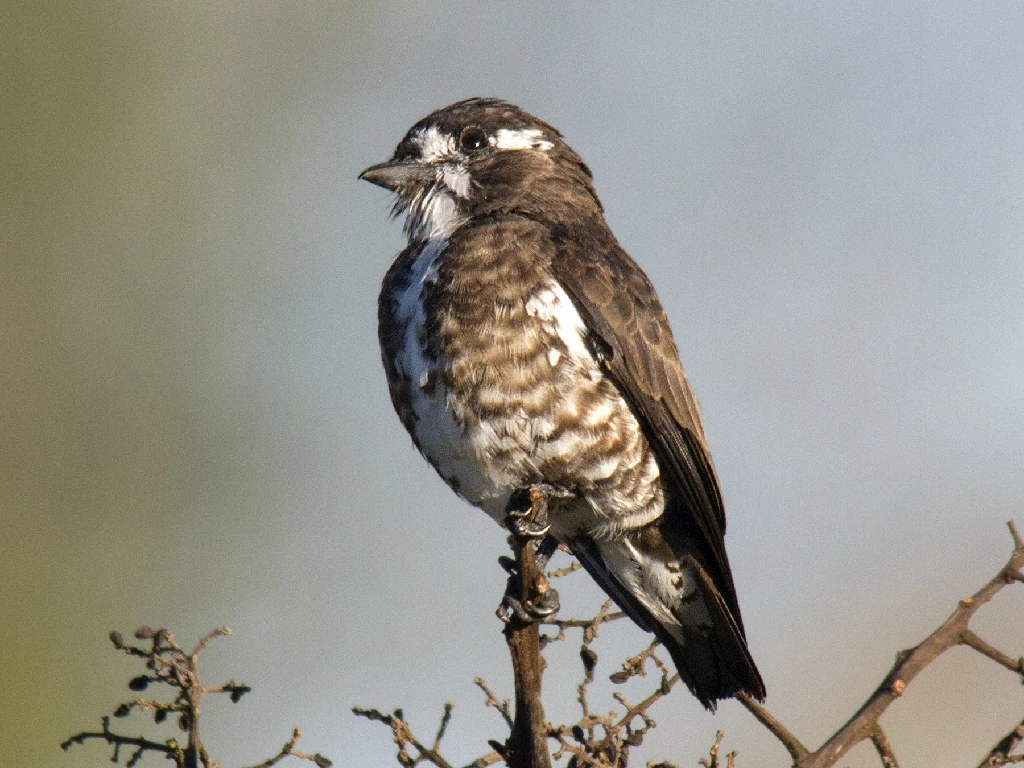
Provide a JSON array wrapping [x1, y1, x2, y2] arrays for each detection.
[[402, 184, 465, 241]]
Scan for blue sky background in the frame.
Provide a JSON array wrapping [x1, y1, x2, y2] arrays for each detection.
[[4, 3, 1024, 766]]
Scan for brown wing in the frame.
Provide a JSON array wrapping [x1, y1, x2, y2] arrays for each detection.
[[549, 223, 764, 701], [547, 223, 744, 631]]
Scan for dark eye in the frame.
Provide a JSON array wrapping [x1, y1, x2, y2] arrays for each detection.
[[459, 126, 488, 153]]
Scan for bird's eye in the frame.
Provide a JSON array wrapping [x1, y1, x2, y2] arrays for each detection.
[[459, 127, 488, 153]]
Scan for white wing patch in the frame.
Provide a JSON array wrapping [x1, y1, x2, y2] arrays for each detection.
[[525, 281, 595, 371]]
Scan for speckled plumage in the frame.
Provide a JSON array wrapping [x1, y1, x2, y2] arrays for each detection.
[[364, 98, 765, 708]]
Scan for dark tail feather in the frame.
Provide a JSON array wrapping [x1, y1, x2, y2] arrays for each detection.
[[568, 537, 765, 711], [658, 565, 765, 710]]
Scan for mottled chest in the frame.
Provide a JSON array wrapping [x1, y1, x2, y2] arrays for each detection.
[[379, 224, 663, 535]]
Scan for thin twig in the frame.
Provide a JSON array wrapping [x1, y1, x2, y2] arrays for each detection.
[[547, 560, 583, 578], [961, 630, 1024, 677], [60, 716, 177, 760], [698, 730, 727, 768], [433, 702, 455, 753], [353, 707, 456, 768], [464, 752, 505, 768], [869, 725, 899, 768], [243, 728, 333, 768], [614, 673, 679, 731], [736, 693, 809, 762], [475, 677, 514, 730], [192, 626, 231, 658], [977, 714, 1024, 767]]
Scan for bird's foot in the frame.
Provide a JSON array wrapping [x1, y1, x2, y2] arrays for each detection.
[[496, 585, 560, 624], [504, 483, 574, 539], [496, 535, 561, 624], [498, 486, 569, 625]]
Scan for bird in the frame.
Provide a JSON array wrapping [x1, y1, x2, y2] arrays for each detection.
[[359, 98, 765, 709]]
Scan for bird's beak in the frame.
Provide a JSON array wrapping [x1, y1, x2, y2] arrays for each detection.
[[358, 159, 435, 192]]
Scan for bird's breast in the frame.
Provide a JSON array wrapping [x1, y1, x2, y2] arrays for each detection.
[[382, 234, 665, 538]]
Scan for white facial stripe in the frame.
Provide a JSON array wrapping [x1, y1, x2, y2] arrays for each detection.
[[412, 126, 472, 200], [415, 126, 455, 162], [398, 123, 551, 232], [492, 128, 553, 151]]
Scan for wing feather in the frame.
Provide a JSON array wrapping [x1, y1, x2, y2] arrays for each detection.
[[548, 230, 735, 604], [548, 223, 765, 700]]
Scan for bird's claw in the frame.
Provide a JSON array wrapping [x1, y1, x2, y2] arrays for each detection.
[[497, 535, 561, 624], [496, 586, 561, 624], [497, 485, 569, 624], [504, 483, 573, 540], [506, 508, 552, 539]]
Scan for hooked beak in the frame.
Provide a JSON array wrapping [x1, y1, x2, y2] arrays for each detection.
[[358, 159, 435, 192]]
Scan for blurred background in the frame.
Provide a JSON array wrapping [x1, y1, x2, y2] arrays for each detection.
[[4, 2, 1023, 766]]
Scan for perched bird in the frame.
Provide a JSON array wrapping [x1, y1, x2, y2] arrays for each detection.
[[360, 98, 765, 708]]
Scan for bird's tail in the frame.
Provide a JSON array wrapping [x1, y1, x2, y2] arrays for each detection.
[[568, 535, 765, 710]]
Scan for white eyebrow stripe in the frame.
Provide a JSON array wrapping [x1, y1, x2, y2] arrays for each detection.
[[416, 126, 455, 162], [492, 128, 553, 151]]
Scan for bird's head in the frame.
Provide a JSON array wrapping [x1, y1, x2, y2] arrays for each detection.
[[359, 98, 601, 241]]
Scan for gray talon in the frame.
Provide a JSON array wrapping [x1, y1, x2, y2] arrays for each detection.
[[496, 600, 514, 624], [507, 514, 551, 539], [497, 588, 560, 624], [505, 483, 572, 540], [530, 586, 560, 618]]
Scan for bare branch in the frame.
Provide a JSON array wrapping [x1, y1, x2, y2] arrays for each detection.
[[243, 728, 333, 768], [359, 512, 1024, 768], [977, 714, 1024, 767], [869, 726, 899, 768], [65, 627, 328, 768], [433, 703, 455, 752], [465, 753, 505, 768], [736, 693, 809, 762], [614, 671, 679, 732], [698, 730, 740, 768], [501, 487, 558, 768], [961, 630, 1024, 677], [352, 707, 456, 768], [475, 677, 514, 730], [547, 560, 583, 578], [60, 715, 179, 762], [192, 626, 231, 659], [740, 521, 1024, 768], [540, 605, 625, 647]]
